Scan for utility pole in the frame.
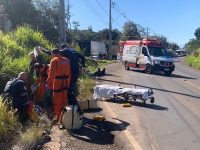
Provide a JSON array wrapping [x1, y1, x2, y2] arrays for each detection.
[[109, 0, 112, 59], [59, 0, 66, 45], [146, 27, 149, 39], [66, 0, 71, 31]]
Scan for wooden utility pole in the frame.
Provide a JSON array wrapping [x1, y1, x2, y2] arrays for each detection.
[[59, 0, 66, 44], [109, 0, 112, 59], [66, 0, 71, 31]]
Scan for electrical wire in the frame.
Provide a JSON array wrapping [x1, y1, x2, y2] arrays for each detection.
[[82, 0, 108, 26]]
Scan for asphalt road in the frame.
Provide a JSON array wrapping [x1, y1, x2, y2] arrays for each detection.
[[97, 58, 200, 150]]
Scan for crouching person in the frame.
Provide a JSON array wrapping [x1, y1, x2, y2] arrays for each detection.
[[2, 72, 32, 122]]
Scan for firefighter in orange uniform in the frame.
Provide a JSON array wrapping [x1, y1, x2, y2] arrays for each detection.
[[33, 63, 49, 107], [47, 49, 71, 121]]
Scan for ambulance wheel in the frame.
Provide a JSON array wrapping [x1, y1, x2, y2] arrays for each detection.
[[145, 65, 152, 74], [125, 62, 130, 70], [150, 97, 155, 103]]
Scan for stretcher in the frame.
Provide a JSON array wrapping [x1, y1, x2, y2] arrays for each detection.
[[93, 84, 155, 105]]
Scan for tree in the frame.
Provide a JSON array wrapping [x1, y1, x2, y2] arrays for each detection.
[[97, 28, 122, 43], [168, 42, 179, 50], [0, 0, 38, 28], [194, 27, 200, 40], [186, 39, 200, 52], [33, 0, 59, 43], [122, 21, 141, 40], [0, 0, 60, 43]]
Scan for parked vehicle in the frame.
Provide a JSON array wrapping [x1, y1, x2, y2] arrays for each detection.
[[90, 53, 100, 60], [175, 50, 187, 57], [119, 39, 175, 75]]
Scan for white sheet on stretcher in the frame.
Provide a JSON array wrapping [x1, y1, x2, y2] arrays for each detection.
[[93, 84, 149, 100]]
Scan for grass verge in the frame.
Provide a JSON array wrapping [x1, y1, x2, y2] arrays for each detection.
[[0, 99, 21, 148], [0, 98, 50, 149], [78, 59, 113, 100], [185, 55, 200, 69]]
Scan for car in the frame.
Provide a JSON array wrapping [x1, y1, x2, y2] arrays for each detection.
[[91, 53, 100, 60], [175, 50, 187, 57]]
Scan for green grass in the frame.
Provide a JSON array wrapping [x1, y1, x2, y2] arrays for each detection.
[[78, 77, 95, 100], [78, 59, 113, 100], [85, 58, 113, 74], [0, 26, 53, 93], [0, 97, 50, 149], [15, 122, 49, 150], [0, 99, 21, 147], [185, 55, 200, 69]]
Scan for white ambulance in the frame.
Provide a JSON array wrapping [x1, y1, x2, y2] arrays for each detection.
[[119, 39, 175, 75]]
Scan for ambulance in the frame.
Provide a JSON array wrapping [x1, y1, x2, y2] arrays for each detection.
[[119, 39, 175, 75]]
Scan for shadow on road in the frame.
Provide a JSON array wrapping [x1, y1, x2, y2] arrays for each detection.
[[104, 99, 168, 111], [104, 73, 121, 77], [97, 78, 200, 100], [93, 73, 121, 78], [133, 70, 197, 80], [68, 117, 129, 145], [131, 101, 169, 111], [154, 72, 197, 80], [83, 108, 103, 113]]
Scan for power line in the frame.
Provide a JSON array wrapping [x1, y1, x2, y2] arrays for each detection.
[[95, 0, 123, 28], [95, 0, 109, 16], [112, 2, 160, 38], [83, 0, 108, 26]]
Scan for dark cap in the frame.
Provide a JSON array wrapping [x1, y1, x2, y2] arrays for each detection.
[[51, 48, 60, 55], [60, 43, 67, 49]]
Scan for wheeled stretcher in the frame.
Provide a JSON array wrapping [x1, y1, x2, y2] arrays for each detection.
[[93, 84, 155, 105]]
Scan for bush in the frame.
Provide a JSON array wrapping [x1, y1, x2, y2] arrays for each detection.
[[78, 77, 95, 99], [186, 54, 200, 69], [14, 26, 53, 50], [0, 98, 21, 146]]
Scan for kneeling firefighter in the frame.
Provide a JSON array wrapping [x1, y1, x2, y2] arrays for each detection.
[[2, 72, 32, 122]]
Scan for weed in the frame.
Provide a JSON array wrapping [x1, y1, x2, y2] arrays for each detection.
[[0, 98, 21, 147]]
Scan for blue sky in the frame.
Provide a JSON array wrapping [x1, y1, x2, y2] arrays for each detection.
[[70, 0, 200, 46]]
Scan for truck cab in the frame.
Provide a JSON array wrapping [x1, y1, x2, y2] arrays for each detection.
[[120, 39, 175, 75]]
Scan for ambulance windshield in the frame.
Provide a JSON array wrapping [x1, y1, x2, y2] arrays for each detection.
[[148, 47, 169, 57]]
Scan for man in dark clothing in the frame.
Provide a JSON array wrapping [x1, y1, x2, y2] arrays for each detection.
[[60, 44, 85, 95], [2, 72, 30, 121]]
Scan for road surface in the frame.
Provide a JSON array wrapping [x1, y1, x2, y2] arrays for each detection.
[[97, 58, 200, 150]]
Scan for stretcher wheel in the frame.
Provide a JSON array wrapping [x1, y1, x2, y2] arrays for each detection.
[[124, 93, 129, 102], [142, 99, 146, 106], [150, 97, 155, 103]]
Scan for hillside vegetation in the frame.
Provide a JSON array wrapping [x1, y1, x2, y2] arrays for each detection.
[[0, 26, 53, 93]]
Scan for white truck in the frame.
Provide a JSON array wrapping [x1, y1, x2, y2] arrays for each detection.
[[91, 41, 106, 58]]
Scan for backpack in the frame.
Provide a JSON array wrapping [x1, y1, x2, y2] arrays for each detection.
[[2, 78, 18, 102], [61, 105, 83, 130]]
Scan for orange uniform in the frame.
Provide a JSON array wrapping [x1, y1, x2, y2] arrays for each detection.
[[35, 64, 49, 105], [47, 56, 71, 119]]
